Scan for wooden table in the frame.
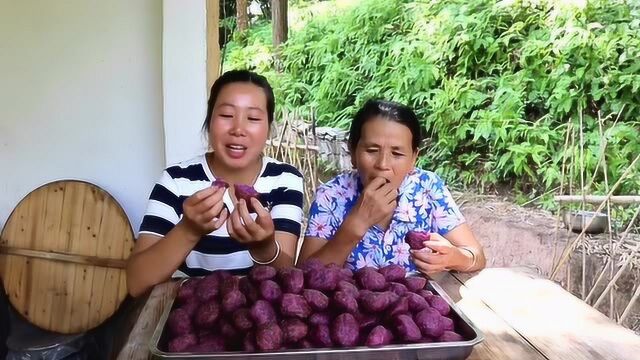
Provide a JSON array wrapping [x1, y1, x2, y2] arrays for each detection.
[[117, 267, 640, 359]]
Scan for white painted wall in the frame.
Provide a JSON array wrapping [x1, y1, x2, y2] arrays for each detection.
[[0, 0, 165, 232], [162, 0, 209, 166]]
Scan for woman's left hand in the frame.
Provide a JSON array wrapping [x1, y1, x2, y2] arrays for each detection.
[[410, 233, 468, 275], [227, 198, 275, 245]]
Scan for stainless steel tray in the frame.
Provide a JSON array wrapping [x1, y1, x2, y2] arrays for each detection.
[[149, 278, 484, 360]]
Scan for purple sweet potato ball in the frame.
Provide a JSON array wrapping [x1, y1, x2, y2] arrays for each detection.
[[277, 267, 304, 294], [222, 290, 247, 314], [360, 291, 392, 312], [232, 308, 254, 331], [394, 314, 422, 342], [332, 291, 359, 314], [259, 279, 282, 303], [256, 322, 283, 351], [250, 265, 277, 283], [388, 282, 409, 296], [167, 308, 193, 336], [406, 292, 430, 312], [168, 333, 197, 353], [176, 278, 199, 304], [405, 231, 430, 250], [310, 324, 333, 348], [234, 184, 261, 212], [212, 178, 229, 189], [404, 276, 427, 292], [238, 276, 259, 303], [427, 295, 451, 316], [194, 302, 221, 328], [438, 331, 464, 342], [309, 312, 332, 326], [378, 264, 406, 282], [305, 267, 340, 291], [220, 276, 240, 296], [195, 333, 226, 352], [179, 297, 199, 318], [331, 313, 359, 347], [442, 316, 455, 332], [414, 307, 445, 338], [387, 296, 410, 318], [280, 293, 311, 318], [243, 332, 256, 352], [336, 280, 360, 298], [356, 268, 386, 291], [281, 318, 309, 344], [303, 289, 329, 311], [195, 275, 220, 303], [250, 300, 277, 327], [365, 325, 394, 347], [297, 258, 324, 273]]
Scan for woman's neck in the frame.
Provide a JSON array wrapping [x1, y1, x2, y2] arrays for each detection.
[[206, 152, 263, 185]]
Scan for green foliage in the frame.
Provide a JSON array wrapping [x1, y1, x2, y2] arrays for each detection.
[[224, 0, 640, 201]]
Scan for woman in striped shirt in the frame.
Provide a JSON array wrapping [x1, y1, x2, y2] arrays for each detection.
[[126, 70, 304, 297]]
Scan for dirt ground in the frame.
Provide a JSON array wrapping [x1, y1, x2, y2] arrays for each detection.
[[457, 194, 564, 277]]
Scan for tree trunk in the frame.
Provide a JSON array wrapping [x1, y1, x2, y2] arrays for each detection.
[[236, 0, 248, 33], [272, 0, 288, 70]]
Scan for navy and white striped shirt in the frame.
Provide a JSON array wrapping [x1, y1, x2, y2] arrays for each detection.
[[139, 154, 304, 276]]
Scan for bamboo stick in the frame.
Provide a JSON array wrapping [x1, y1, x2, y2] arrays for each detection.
[[619, 283, 640, 325], [594, 239, 640, 309], [554, 195, 640, 204], [552, 121, 573, 270]]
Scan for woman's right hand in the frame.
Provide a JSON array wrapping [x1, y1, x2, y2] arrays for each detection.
[[349, 177, 397, 231], [179, 185, 229, 239]]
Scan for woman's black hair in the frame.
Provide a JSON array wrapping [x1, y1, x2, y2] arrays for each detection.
[[202, 69, 275, 133], [348, 99, 422, 151]]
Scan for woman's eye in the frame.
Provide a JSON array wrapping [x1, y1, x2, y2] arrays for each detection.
[[366, 148, 378, 153], [248, 117, 262, 121], [219, 114, 233, 118], [393, 152, 404, 157]]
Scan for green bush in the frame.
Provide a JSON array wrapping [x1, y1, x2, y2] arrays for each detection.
[[224, 0, 640, 201]]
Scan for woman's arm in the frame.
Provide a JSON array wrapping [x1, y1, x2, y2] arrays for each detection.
[[248, 230, 298, 268], [126, 185, 227, 297], [126, 225, 199, 297], [299, 213, 369, 266], [445, 223, 486, 271]]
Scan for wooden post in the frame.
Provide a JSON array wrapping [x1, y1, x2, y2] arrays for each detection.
[[554, 195, 640, 204], [236, 0, 248, 33], [272, 0, 288, 70], [206, 0, 221, 91]]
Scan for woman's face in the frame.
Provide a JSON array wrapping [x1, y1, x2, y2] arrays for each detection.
[[209, 82, 270, 170], [352, 116, 418, 190]]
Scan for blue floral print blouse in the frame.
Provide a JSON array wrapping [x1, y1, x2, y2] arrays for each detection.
[[304, 168, 465, 272]]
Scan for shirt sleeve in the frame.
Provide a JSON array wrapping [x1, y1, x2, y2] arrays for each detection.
[[304, 182, 341, 241], [427, 172, 465, 236], [138, 170, 182, 238], [269, 169, 305, 238]]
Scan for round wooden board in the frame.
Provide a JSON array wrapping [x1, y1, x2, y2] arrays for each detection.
[[0, 180, 134, 334]]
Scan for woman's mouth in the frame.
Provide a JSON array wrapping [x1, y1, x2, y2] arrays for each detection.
[[225, 144, 248, 159]]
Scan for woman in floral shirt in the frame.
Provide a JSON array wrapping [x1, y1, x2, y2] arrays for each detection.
[[300, 100, 485, 274]]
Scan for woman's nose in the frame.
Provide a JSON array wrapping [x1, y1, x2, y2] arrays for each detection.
[[229, 116, 246, 136], [375, 152, 390, 169]]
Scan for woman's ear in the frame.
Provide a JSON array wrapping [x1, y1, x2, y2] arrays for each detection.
[[411, 149, 419, 165]]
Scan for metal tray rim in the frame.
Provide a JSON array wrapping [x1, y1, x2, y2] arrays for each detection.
[[149, 277, 484, 358]]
